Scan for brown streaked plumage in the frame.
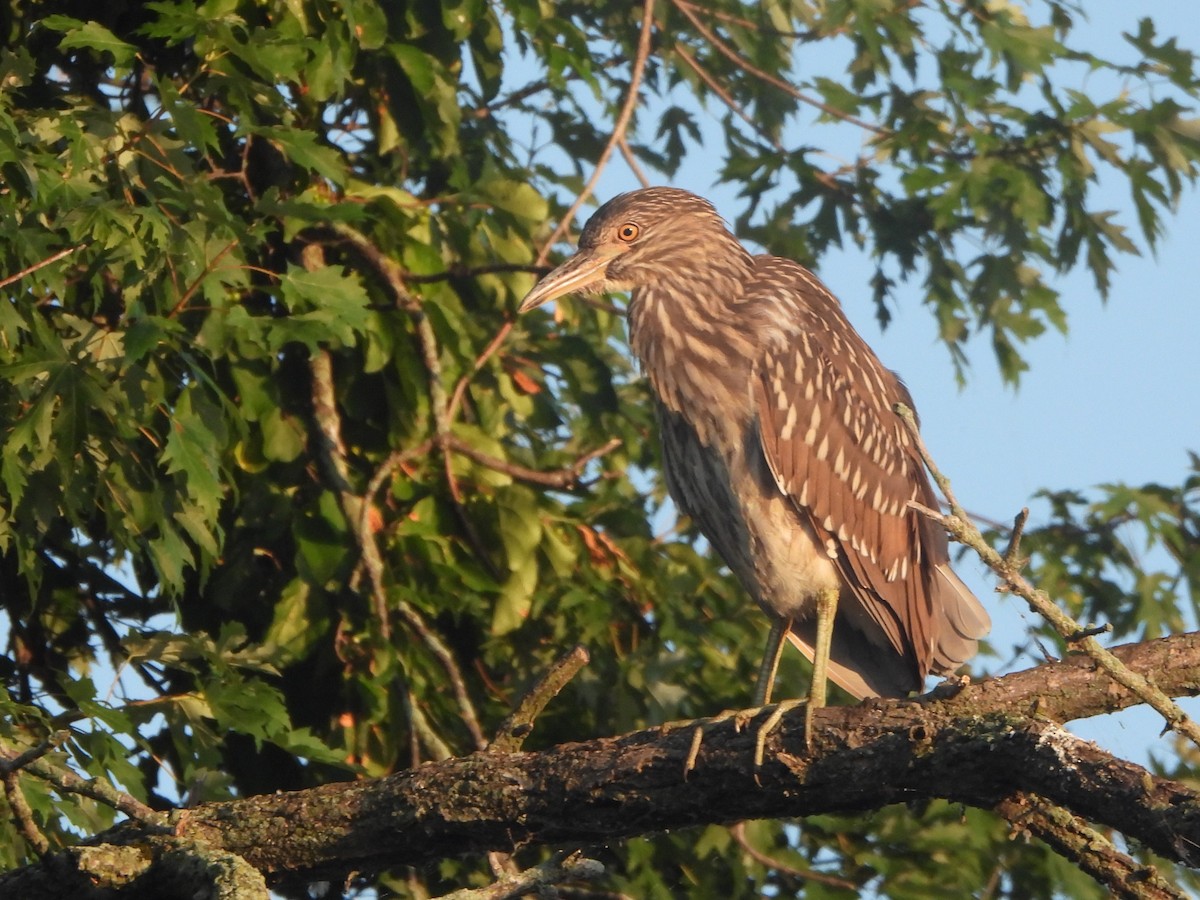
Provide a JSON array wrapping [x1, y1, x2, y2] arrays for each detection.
[[519, 187, 989, 731]]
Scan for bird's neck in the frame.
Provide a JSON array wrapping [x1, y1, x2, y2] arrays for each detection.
[[627, 263, 758, 448]]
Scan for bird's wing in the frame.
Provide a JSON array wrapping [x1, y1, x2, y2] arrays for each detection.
[[748, 263, 941, 686]]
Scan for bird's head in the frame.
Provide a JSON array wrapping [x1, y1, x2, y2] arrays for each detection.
[[518, 187, 747, 313]]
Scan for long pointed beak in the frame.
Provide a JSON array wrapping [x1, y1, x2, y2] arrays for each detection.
[[518, 246, 619, 313]]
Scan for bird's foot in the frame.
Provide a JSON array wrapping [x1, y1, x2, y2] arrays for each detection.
[[755, 698, 808, 773], [681, 708, 743, 779]]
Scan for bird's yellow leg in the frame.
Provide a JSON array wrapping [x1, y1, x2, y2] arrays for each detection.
[[753, 617, 791, 707], [684, 619, 794, 778], [805, 587, 839, 747], [751, 617, 807, 771]]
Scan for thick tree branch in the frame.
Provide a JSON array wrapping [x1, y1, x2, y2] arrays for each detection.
[[166, 663, 1198, 884], [996, 793, 1188, 900], [3, 632, 1193, 896]]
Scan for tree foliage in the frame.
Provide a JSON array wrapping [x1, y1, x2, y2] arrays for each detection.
[[0, 0, 1197, 897]]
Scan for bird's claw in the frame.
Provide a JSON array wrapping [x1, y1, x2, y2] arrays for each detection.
[[681, 708, 743, 779], [754, 698, 808, 776]]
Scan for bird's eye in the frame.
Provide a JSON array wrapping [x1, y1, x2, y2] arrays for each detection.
[[617, 223, 640, 242]]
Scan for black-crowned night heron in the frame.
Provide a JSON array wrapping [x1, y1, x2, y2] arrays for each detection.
[[519, 188, 989, 740]]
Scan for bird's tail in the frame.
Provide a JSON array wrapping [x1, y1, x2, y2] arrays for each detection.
[[929, 563, 990, 675]]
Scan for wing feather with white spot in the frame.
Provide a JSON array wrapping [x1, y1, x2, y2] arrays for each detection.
[[748, 260, 941, 683]]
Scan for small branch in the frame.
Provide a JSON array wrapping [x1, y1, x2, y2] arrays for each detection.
[[671, 0, 891, 139], [393, 599, 488, 752], [315, 228, 494, 751], [434, 851, 605, 900], [893, 402, 1200, 750], [3, 770, 49, 855], [447, 320, 514, 425], [360, 439, 436, 539], [13, 754, 166, 829], [729, 822, 858, 891], [1003, 507, 1029, 566], [0, 245, 84, 291], [329, 222, 421, 312], [490, 645, 590, 753], [338, 221, 509, 580], [168, 239, 240, 318], [537, 0, 657, 264], [672, 43, 785, 151], [308, 349, 488, 752], [672, 0, 821, 41], [310, 347, 392, 639], [1069, 624, 1113, 643], [996, 794, 1187, 900], [618, 136, 652, 188], [0, 732, 70, 776], [2, 733, 165, 831], [404, 263, 549, 284], [446, 436, 622, 491], [405, 693, 454, 763]]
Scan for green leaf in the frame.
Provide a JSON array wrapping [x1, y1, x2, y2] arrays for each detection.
[[161, 387, 224, 521], [42, 16, 136, 67], [252, 125, 346, 186]]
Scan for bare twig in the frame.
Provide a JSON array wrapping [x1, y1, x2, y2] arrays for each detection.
[[1068, 624, 1114, 643], [0, 245, 83, 291], [490, 645, 591, 754], [1003, 507, 1030, 566], [672, 43, 785, 151], [618, 136, 652, 188], [404, 263, 548, 284], [671, 0, 891, 138], [434, 851, 604, 900], [470, 79, 554, 119], [894, 402, 1200, 750], [447, 320, 515, 425], [672, 0, 821, 41], [447, 436, 622, 491], [729, 822, 858, 890], [537, 0, 658, 265]]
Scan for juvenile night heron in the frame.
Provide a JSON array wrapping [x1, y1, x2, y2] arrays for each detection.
[[519, 188, 989, 738]]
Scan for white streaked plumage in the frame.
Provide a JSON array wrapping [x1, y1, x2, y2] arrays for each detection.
[[519, 187, 990, 702]]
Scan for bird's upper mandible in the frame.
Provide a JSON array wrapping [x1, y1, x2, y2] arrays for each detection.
[[518, 188, 751, 314]]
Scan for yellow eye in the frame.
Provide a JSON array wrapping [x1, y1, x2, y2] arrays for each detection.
[[617, 223, 640, 242]]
